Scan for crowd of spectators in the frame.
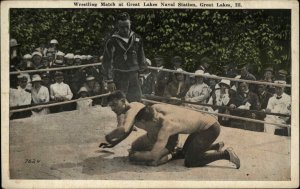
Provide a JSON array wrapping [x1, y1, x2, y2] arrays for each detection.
[[9, 38, 291, 136]]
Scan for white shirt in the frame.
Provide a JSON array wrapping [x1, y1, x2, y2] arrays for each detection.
[[267, 93, 291, 115], [50, 82, 73, 100], [76, 98, 93, 110], [10, 86, 31, 107], [185, 83, 210, 103], [32, 85, 49, 104]]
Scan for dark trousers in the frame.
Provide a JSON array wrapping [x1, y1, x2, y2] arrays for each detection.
[[114, 71, 142, 102], [183, 123, 227, 167]]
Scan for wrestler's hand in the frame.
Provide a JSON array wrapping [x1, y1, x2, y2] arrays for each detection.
[[99, 142, 114, 148]]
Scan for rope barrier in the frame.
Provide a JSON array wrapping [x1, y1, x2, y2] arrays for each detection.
[[148, 66, 291, 88], [143, 94, 291, 117], [10, 62, 103, 75], [9, 92, 110, 113], [141, 98, 291, 128], [9, 91, 290, 128]]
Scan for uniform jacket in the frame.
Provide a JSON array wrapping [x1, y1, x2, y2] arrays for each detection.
[[102, 31, 147, 81]]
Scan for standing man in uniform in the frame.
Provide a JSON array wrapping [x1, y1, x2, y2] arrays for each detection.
[[102, 12, 147, 102]]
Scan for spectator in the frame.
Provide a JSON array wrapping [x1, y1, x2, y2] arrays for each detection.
[[76, 86, 93, 111], [255, 81, 274, 131], [48, 39, 59, 54], [185, 70, 210, 105], [10, 39, 22, 88], [235, 65, 256, 92], [50, 71, 73, 113], [223, 63, 238, 78], [262, 67, 275, 94], [35, 39, 47, 56], [153, 55, 170, 96], [276, 69, 288, 81], [208, 79, 231, 125], [139, 58, 156, 95], [17, 54, 32, 90], [31, 74, 50, 116], [10, 75, 32, 119], [46, 50, 55, 67], [87, 55, 93, 64], [74, 55, 82, 65], [228, 82, 260, 131], [64, 53, 75, 66], [31, 51, 43, 69], [102, 12, 147, 102], [83, 76, 103, 105], [41, 55, 50, 69], [81, 55, 88, 64], [52, 51, 65, 67], [41, 73, 52, 91], [164, 68, 189, 101], [197, 57, 212, 74], [264, 80, 291, 136], [171, 56, 183, 70], [22, 54, 34, 70]]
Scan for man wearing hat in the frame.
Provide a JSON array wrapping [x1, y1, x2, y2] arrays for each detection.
[[228, 82, 260, 131], [262, 67, 275, 94], [10, 38, 22, 88], [208, 79, 231, 126], [49, 39, 59, 54], [164, 68, 189, 101], [10, 74, 32, 119], [139, 58, 156, 95], [152, 55, 171, 96], [235, 65, 256, 92], [31, 74, 50, 116], [102, 12, 147, 102], [21, 54, 34, 70], [185, 70, 210, 109], [52, 51, 65, 67], [171, 56, 184, 70], [83, 75, 104, 105], [264, 80, 291, 136], [41, 73, 52, 91], [50, 71, 73, 113], [74, 55, 82, 65]]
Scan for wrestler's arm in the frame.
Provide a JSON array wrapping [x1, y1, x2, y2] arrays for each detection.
[[100, 103, 145, 148], [129, 121, 173, 164]]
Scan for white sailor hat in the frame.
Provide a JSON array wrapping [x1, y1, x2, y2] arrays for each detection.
[[65, 53, 75, 59], [87, 55, 93, 60], [23, 54, 32, 59], [50, 39, 59, 44], [56, 51, 65, 57], [81, 55, 87, 60], [74, 55, 82, 59], [32, 51, 43, 57], [10, 38, 20, 47], [86, 76, 95, 81]]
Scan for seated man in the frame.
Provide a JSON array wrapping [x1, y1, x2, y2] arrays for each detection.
[[99, 91, 240, 168]]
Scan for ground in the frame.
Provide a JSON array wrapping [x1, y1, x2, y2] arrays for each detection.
[[9, 106, 291, 180]]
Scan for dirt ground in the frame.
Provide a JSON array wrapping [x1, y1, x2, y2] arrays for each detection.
[[9, 106, 291, 180]]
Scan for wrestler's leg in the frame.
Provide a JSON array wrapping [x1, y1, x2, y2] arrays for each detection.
[[131, 134, 154, 152], [184, 122, 228, 167]]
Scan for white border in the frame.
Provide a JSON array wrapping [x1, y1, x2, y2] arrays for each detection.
[[1, 0, 299, 188]]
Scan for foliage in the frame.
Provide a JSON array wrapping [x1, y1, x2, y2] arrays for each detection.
[[10, 9, 291, 75]]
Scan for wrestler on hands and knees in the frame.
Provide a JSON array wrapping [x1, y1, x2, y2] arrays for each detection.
[[99, 90, 240, 168]]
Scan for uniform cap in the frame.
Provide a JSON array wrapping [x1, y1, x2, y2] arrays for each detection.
[[81, 55, 87, 60], [17, 74, 28, 80], [41, 73, 50, 78], [86, 76, 95, 81], [23, 54, 32, 59], [65, 53, 75, 59], [264, 67, 274, 72], [50, 39, 59, 44], [56, 51, 65, 57], [195, 69, 204, 76], [87, 55, 93, 60], [74, 55, 82, 59], [278, 69, 288, 76]]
